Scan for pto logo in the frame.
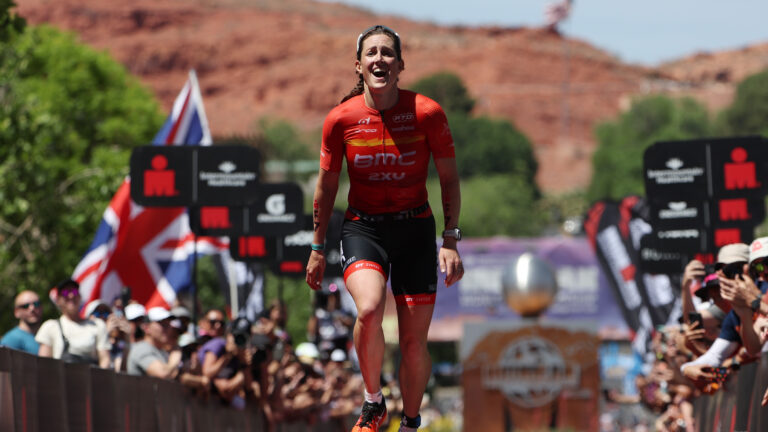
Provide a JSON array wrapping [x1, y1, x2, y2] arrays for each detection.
[[358, 117, 371, 125], [392, 112, 414, 123]]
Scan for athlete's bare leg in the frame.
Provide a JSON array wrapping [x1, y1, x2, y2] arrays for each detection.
[[396, 301, 434, 418], [345, 268, 388, 395]]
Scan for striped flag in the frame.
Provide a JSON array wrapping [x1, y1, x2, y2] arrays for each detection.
[[73, 70, 227, 309]]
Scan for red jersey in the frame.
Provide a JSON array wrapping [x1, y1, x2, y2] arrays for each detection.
[[320, 90, 455, 214]]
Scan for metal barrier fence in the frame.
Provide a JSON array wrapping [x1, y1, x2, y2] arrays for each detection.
[[6, 345, 768, 431], [0, 346, 269, 432], [692, 353, 768, 432]]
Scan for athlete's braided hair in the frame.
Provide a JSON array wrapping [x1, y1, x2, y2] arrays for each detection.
[[341, 74, 365, 104], [340, 25, 402, 104]]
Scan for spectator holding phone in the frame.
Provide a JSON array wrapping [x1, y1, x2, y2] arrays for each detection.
[[681, 238, 768, 387], [680, 244, 746, 356]]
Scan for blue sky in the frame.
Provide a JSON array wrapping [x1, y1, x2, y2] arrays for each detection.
[[324, 0, 768, 65]]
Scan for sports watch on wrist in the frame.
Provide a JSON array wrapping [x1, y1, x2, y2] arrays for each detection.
[[442, 228, 462, 241], [750, 296, 762, 313]]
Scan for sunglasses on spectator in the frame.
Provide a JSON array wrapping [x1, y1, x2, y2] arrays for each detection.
[[16, 301, 41, 310], [752, 258, 768, 274], [356, 25, 401, 55], [92, 310, 111, 319], [720, 261, 747, 279], [59, 288, 80, 299], [208, 319, 224, 327]]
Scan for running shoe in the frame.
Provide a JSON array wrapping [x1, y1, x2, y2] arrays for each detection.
[[351, 400, 387, 432]]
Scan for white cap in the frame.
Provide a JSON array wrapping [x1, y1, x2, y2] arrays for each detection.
[[124, 303, 146, 321], [295, 342, 319, 361], [330, 349, 346, 362], [171, 306, 191, 319], [84, 300, 108, 318], [749, 237, 768, 263], [178, 333, 197, 348], [147, 307, 172, 322]]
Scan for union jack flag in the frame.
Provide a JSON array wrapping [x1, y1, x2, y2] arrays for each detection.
[[72, 70, 228, 309]]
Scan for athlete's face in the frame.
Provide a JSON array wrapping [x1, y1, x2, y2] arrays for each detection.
[[356, 34, 404, 94]]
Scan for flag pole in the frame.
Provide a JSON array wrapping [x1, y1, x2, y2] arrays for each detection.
[[192, 232, 199, 335]]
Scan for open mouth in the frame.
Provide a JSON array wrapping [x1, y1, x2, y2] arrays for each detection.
[[372, 69, 387, 78]]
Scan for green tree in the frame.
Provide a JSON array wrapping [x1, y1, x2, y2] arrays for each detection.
[[410, 71, 543, 235], [0, 24, 163, 331], [448, 113, 539, 189], [587, 95, 711, 201], [0, 0, 24, 42], [427, 175, 546, 237], [410, 71, 475, 115], [717, 69, 768, 136]]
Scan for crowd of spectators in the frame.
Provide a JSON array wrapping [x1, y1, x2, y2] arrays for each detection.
[[604, 239, 768, 431], [1, 283, 457, 430]]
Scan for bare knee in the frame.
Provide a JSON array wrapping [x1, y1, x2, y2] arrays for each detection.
[[356, 303, 383, 329], [399, 336, 428, 361]]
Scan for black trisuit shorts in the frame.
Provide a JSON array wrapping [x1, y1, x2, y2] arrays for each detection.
[[340, 209, 438, 306]]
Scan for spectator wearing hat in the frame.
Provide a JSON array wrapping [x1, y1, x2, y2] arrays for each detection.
[[682, 238, 768, 386], [1, 290, 43, 354], [171, 305, 193, 335], [124, 303, 147, 342], [126, 307, 182, 378], [682, 274, 727, 356], [719, 236, 768, 355], [36, 279, 110, 367], [176, 333, 210, 396], [84, 299, 135, 372], [680, 243, 747, 356]]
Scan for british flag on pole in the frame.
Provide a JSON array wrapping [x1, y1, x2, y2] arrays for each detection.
[[73, 70, 228, 309]]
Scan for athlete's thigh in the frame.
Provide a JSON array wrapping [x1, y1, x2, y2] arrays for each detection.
[[341, 218, 390, 312], [389, 216, 438, 306]]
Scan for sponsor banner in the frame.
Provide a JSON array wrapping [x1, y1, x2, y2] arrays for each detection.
[[639, 234, 686, 274], [271, 211, 344, 278], [643, 140, 707, 198], [648, 198, 707, 228], [430, 236, 628, 339], [189, 206, 245, 236], [130, 146, 260, 207], [246, 182, 304, 236], [708, 136, 768, 198], [643, 136, 767, 257], [196, 147, 260, 205], [229, 235, 277, 263]]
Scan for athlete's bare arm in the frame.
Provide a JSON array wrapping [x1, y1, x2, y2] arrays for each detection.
[[434, 157, 463, 287], [306, 168, 340, 290]]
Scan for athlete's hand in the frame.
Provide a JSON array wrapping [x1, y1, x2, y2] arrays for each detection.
[[440, 242, 464, 287], [305, 250, 326, 291]]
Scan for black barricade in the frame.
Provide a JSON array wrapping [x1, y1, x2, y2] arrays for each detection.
[[64, 362, 92, 432], [689, 353, 768, 432], [0, 348, 272, 432], [37, 356, 68, 431], [0, 348, 14, 432]]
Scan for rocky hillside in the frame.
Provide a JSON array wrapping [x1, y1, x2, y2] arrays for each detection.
[[16, 0, 768, 192]]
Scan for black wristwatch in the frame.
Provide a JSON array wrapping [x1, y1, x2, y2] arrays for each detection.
[[750, 296, 762, 313], [442, 228, 462, 241]]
